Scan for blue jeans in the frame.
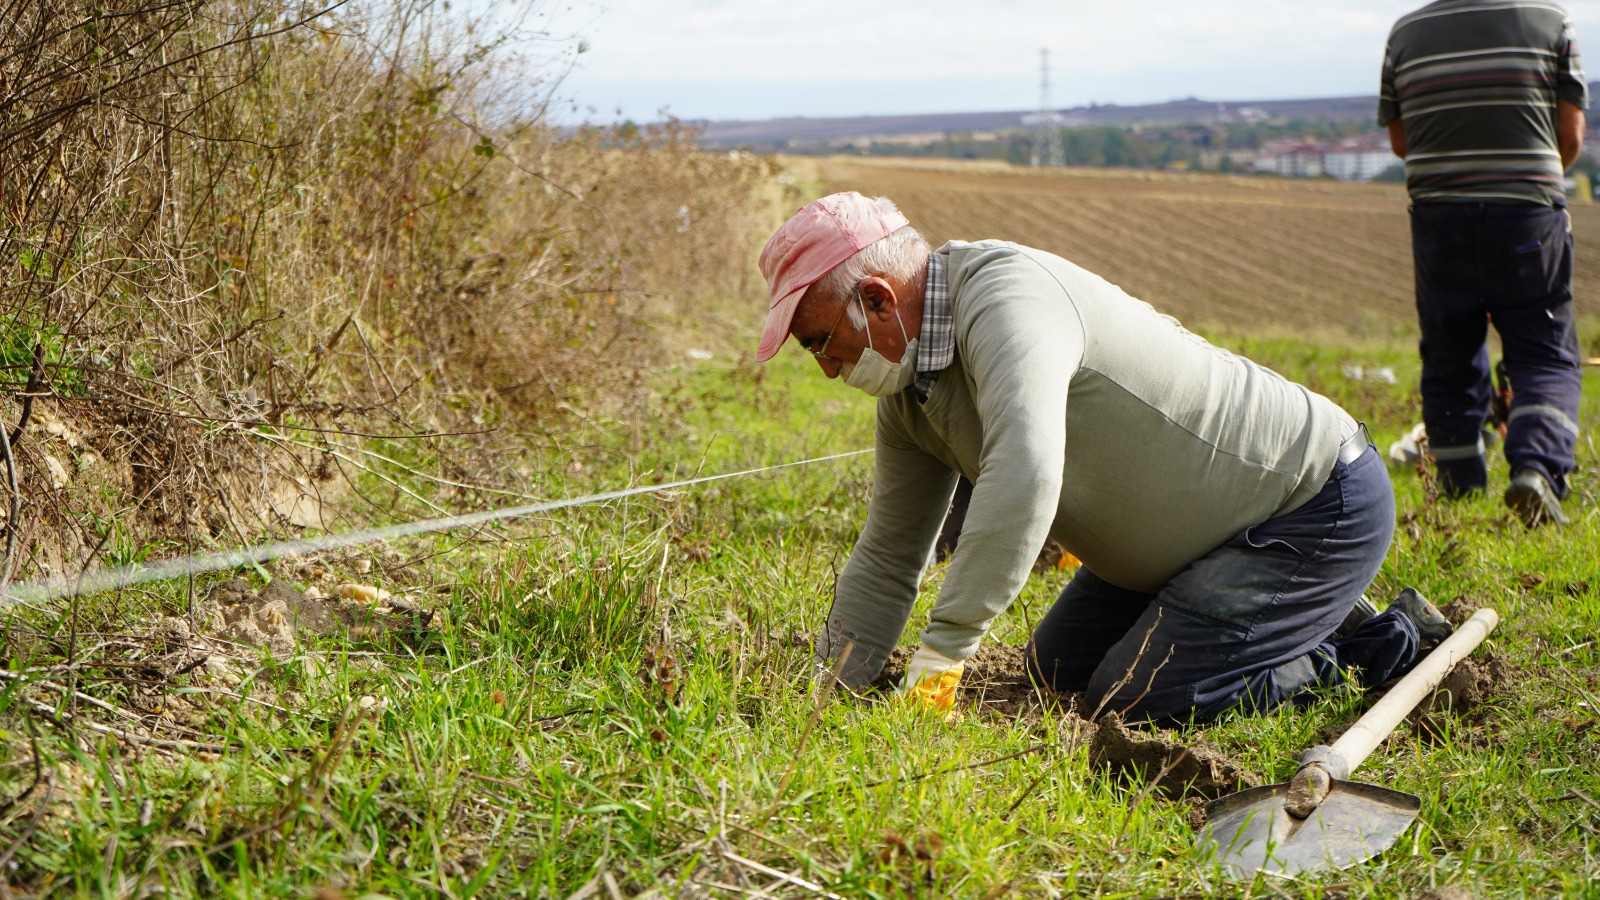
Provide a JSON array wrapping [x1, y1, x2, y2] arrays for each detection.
[[1028, 443, 1418, 726], [1411, 201, 1583, 496]]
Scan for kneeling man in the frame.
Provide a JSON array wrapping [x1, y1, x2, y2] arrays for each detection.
[[757, 191, 1449, 726]]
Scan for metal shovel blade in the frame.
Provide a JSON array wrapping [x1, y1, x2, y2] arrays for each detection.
[[1198, 779, 1421, 878]]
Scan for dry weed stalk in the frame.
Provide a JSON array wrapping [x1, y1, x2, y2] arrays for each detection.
[[0, 0, 777, 592], [0, 10, 779, 884]]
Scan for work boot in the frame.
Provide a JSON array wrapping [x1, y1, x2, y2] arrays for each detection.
[[1389, 588, 1453, 652], [1334, 594, 1379, 638], [1436, 467, 1487, 500], [1504, 469, 1569, 528]]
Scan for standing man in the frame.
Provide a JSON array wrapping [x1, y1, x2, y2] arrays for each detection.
[[755, 192, 1448, 726], [1380, 0, 1588, 526]]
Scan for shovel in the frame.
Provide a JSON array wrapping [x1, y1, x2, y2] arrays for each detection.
[[1198, 607, 1500, 879]]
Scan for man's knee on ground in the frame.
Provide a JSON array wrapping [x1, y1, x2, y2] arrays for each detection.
[[1082, 670, 1201, 727]]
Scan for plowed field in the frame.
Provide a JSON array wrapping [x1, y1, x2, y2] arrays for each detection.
[[814, 157, 1600, 339]]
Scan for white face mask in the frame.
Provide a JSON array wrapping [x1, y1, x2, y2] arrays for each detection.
[[841, 300, 918, 397]]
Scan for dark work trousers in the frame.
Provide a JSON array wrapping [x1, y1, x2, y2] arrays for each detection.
[[1028, 443, 1418, 727], [1411, 201, 1583, 496]]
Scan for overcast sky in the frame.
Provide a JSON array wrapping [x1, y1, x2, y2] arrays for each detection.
[[529, 0, 1600, 123]]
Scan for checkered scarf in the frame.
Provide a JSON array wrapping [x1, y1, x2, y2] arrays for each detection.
[[913, 251, 953, 402]]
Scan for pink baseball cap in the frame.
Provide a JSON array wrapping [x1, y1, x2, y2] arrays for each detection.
[[755, 192, 909, 362]]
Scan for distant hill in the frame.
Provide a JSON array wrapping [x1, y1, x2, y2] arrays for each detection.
[[694, 85, 1600, 149]]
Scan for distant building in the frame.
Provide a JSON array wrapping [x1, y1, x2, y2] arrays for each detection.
[[1021, 111, 1088, 128], [1324, 136, 1397, 181], [1198, 148, 1258, 170], [1252, 135, 1396, 181], [1258, 139, 1326, 178]]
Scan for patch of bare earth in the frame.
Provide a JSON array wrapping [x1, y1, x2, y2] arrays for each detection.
[[200, 575, 439, 658], [816, 156, 1600, 335], [871, 642, 1261, 812], [1405, 595, 1515, 739], [1, 565, 439, 774], [1088, 713, 1262, 802], [872, 643, 1077, 723]]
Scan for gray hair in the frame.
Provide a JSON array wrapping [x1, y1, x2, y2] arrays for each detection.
[[805, 197, 930, 327]]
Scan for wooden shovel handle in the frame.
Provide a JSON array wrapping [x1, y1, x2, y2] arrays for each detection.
[[1330, 607, 1499, 773]]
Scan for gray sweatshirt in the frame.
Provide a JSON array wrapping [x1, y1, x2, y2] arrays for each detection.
[[819, 241, 1347, 688]]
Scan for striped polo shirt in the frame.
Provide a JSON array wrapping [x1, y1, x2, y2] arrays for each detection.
[[1379, 0, 1589, 205]]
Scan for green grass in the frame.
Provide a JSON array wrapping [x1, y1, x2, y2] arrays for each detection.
[[2, 339, 1599, 897]]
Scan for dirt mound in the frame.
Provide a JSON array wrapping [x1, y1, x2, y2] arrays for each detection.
[[1410, 649, 1513, 739], [872, 643, 1074, 721], [867, 641, 1263, 805], [1393, 594, 1513, 736], [870, 647, 910, 692], [1439, 594, 1483, 625], [1088, 713, 1261, 801], [961, 643, 1073, 720]]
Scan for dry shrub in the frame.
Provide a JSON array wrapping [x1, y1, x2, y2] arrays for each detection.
[[578, 124, 780, 317], [395, 120, 780, 419], [0, 0, 777, 586]]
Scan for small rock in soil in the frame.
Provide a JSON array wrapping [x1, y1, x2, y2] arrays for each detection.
[[198, 577, 435, 656]]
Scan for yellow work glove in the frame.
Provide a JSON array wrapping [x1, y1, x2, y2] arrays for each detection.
[[900, 645, 965, 715]]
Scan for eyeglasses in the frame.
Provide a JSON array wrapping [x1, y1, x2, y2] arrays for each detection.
[[801, 290, 859, 361]]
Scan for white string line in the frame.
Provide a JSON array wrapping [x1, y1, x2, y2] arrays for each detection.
[[0, 449, 873, 610]]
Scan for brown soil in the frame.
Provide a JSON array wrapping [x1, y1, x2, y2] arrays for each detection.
[[816, 157, 1600, 337], [962, 642, 1076, 721], [1404, 594, 1515, 738], [1439, 594, 1483, 624], [1409, 650, 1513, 742], [1088, 713, 1261, 801], [199, 577, 437, 656], [872, 642, 1261, 803], [872, 642, 1076, 722], [868, 647, 910, 693]]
